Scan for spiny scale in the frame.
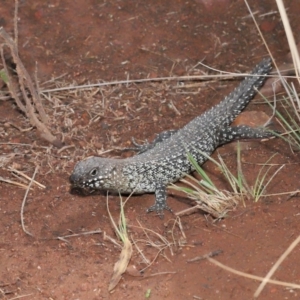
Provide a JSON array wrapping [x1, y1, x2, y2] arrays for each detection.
[[70, 58, 273, 216]]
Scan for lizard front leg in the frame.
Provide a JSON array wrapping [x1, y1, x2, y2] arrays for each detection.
[[131, 129, 178, 154], [146, 183, 173, 217]]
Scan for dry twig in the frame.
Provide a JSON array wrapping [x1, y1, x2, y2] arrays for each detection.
[[254, 234, 300, 298], [20, 166, 38, 236], [0, 176, 29, 189], [8, 166, 46, 189], [208, 257, 300, 290], [57, 230, 102, 239], [187, 250, 223, 263], [0, 27, 63, 147]]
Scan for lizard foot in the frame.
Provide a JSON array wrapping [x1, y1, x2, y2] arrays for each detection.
[[146, 203, 173, 218]]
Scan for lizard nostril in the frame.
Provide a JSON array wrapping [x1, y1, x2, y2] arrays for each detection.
[[69, 174, 77, 183]]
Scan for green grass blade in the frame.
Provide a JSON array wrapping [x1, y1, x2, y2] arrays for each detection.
[[0, 69, 8, 84]]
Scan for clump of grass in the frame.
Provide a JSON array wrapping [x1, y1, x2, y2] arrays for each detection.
[[250, 154, 284, 202], [171, 144, 282, 218], [264, 79, 300, 151], [171, 152, 239, 218], [173, 174, 239, 219]]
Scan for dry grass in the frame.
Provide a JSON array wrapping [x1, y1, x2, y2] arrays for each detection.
[[104, 193, 188, 291], [172, 177, 239, 219]]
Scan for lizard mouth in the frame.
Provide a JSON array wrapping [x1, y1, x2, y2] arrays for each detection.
[[70, 185, 96, 196], [69, 175, 96, 195]]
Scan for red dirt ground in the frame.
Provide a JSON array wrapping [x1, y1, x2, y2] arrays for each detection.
[[1, 1, 300, 299]]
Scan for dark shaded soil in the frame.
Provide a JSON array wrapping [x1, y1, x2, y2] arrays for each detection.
[[1, 1, 300, 299]]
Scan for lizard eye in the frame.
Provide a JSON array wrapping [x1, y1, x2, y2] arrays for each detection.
[[89, 168, 98, 177]]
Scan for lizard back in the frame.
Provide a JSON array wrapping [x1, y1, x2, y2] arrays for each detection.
[[120, 58, 272, 188]]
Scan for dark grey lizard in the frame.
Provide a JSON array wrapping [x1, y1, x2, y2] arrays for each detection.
[[70, 58, 274, 215]]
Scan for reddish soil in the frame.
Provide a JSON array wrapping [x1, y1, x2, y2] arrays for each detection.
[[1, 1, 300, 299]]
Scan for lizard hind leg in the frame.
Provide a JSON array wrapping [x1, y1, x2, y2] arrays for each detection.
[[219, 125, 275, 145]]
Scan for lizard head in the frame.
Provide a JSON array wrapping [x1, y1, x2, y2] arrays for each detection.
[[69, 156, 118, 192]]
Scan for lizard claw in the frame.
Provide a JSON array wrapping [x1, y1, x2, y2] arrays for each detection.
[[146, 203, 173, 218]]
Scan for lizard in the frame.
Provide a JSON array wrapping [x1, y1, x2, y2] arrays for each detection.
[[70, 57, 274, 216]]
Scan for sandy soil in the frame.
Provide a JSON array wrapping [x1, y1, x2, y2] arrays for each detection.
[[1, 0, 300, 299]]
